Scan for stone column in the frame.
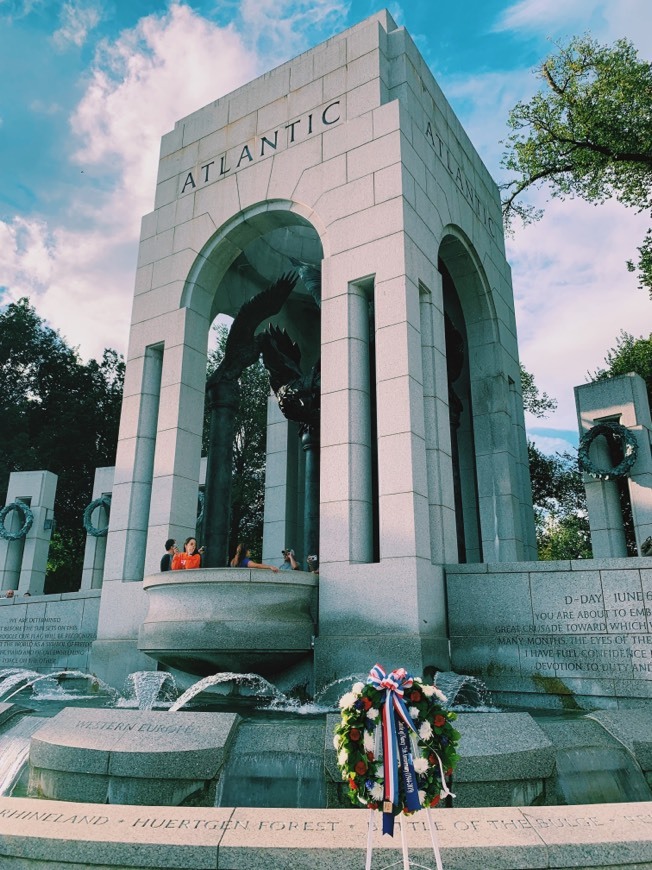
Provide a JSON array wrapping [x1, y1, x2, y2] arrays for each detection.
[[419, 276, 457, 564], [203, 377, 239, 568], [576, 373, 652, 557], [301, 427, 320, 559], [81, 467, 115, 590], [0, 470, 57, 595], [104, 344, 163, 583], [320, 273, 373, 564], [262, 397, 301, 564]]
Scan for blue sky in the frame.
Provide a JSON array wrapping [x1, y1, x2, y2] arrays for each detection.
[[1, 0, 650, 455]]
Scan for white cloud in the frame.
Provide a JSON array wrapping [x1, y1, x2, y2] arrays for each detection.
[[1, 3, 259, 360], [0, 0, 41, 22], [238, 0, 349, 56], [494, 0, 652, 54], [53, 0, 104, 49], [510, 195, 651, 432], [527, 432, 577, 455]]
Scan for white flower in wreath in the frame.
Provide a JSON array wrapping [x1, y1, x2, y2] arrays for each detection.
[[412, 756, 428, 774], [337, 749, 348, 766], [339, 692, 358, 709], [352, 682, 365, 694], [333, 734, 340, 749], [363, 731, 375, 753], [409, 706, 420, 720], [367, 707, 380, 722], [422, 684, 448, 703], [418, 790, 426, 805], [370, 782, 384, 801], [419, 721, 433, 740]]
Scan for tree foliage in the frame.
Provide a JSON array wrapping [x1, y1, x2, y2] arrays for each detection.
[[590, 329, 652, 404], [528, 442, 591, 560], [204, 324, 270, 560], [520, 364, 590, 559], [0, 299, 124, 591], [520, 363, 557, 418], [502, 35, 652, 295]]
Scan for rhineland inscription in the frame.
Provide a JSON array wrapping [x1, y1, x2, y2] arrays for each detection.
[[179, 100, 342, 196]]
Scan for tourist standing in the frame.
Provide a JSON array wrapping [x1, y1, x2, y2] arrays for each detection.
[[171, 537, 203, 570], [160, 538, 177, 572]]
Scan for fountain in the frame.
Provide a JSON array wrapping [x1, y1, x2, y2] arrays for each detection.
[[0, 9, 651, 867], [120, 671, 178, 710]]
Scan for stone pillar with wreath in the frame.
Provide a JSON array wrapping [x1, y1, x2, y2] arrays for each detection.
[[575, 373, 652, 558], [80, 466, 115, 590], [0, 470, 57, 595]]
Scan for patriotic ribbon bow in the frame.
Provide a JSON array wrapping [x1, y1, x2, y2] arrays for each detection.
[[367, 664, 422, 836]]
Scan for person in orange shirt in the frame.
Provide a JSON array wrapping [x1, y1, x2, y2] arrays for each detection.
[[171, 537, 203, 570]]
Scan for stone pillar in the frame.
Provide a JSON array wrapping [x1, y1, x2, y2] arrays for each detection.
[[419, 275, 458, 564], [81, 467, 115, 590], [104, 343, 163, 583], [0, 470, 57, 595], [320, 273, 373, 564], [203, 377, 239, 568], [262, 398, 301, 564], [301, 427, 320, 560], [576, 373, 652, 557]]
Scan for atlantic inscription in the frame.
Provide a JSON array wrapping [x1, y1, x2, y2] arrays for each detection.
[[179, 100, 342, 196]]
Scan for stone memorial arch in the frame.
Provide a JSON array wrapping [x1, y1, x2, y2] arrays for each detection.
[[92, 9, 536, 688]]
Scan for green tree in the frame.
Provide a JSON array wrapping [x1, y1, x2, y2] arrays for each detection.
[[203, 324, 271, 560], [590, 329, 652, 403], [0, 298, 124, 592], [520, 364, 591, 559], [502, 35, 652, 295], [520, 362, 557, 419], [528, 444, 592, 559]]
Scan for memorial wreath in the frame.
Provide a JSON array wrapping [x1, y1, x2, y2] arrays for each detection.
[[334, 664, 460, 837], [0, 500, 34, 541], [82, 494, 112, 537], [578, 422, 638, 481]]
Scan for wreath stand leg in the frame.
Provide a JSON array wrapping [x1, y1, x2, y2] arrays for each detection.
[[364, 809, 444, 870], [425, 809, 443, 870]]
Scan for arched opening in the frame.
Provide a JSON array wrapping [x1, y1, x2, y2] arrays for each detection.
[[438, 230, 499, 564], [182, 203, 324, 570]]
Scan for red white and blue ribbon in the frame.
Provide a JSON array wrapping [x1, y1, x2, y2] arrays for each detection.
[[367, 664, 422, 836]]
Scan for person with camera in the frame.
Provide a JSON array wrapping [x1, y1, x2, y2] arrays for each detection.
[[280, 548, 300, 571], [171, 537, 204, 570]]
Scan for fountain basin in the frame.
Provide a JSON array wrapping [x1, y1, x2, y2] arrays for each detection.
[[28, 708, 239, 805], [138, 569, 318, 677]]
